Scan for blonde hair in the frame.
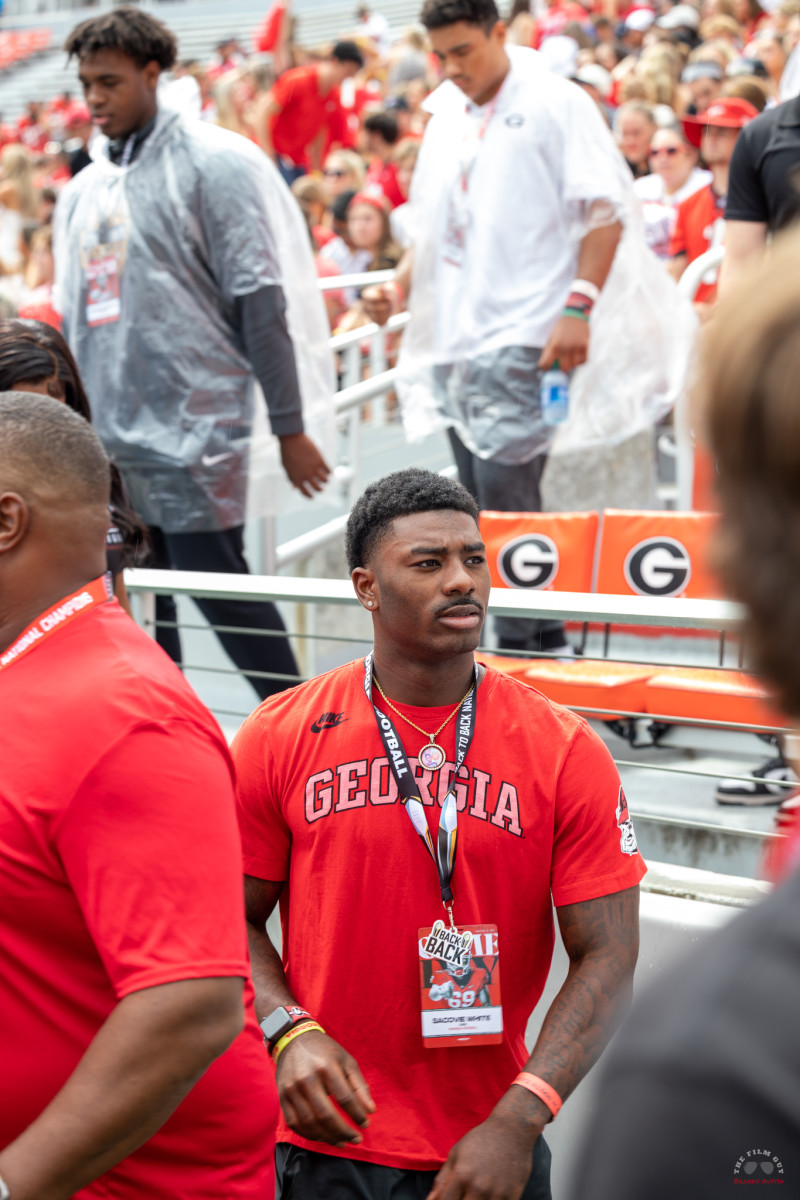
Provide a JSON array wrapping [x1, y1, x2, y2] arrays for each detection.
[[324, 148, 366, 189], [698, 17, 744, 43], [0, 145, 37, 219]]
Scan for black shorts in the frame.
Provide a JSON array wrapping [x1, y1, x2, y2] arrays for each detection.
[[275, 1137, 552, 1200]]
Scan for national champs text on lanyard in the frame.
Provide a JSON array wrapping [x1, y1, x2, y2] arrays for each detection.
[[363, 654, 503, 1047]]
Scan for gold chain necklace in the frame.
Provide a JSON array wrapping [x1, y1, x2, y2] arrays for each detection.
[[372, 672, 474, 772]]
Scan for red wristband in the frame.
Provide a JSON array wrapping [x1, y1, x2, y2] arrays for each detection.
[[512, 1072, 562, 1120]]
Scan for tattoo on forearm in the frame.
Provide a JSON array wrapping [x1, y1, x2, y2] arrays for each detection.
[[524, 887, 639, 1103]]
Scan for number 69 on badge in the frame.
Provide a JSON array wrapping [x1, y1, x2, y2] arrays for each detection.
[[418, 921, 503, 1048]]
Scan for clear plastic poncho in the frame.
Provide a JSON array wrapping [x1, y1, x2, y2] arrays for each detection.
[[397, 46, 698, 463], [54, 107, 335, 533]]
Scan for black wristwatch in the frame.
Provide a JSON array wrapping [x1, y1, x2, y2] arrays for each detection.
[[259, 1005, 311, 1047]]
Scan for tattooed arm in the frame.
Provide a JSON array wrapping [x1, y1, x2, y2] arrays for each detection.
[[245, 876, 375, 1148], [427, 886, 640, 1200]]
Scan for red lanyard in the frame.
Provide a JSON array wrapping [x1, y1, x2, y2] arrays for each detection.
[[0, 575, 113, 673]]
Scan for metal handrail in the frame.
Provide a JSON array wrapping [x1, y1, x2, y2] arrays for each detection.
[[329, 310, 410, 351], [676, 244, 725, 300], [126, 569, 745, 629], [318, 269, 396, 293]]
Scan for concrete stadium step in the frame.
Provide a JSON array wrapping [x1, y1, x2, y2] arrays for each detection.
[[0, 0, 423, 119]]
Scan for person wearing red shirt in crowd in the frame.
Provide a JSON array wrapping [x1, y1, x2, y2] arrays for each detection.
[[254, 0, 292, 72], [533, 0, 592, 48], [261, 41, 364, 184], [0, 393, 278, 1199], [362, 110, 406, 208], [235, 467, 644, 1200], [669, 98, 758, 314], [15, 99, 48, 153], [206, 35, 246, 83]]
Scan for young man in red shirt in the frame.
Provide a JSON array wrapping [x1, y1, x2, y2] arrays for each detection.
[[262, 41, 363, 184], [669, 98, 759, 314], [235, 467, 645, 1200], [0, 392, 278, 1199]]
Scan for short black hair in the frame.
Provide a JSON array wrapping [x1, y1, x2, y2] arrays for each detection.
[[332, 39, 365, 67], [0, 390, 110, 506], [364, 111, 400, 144], [332, 188, 357, 222], [345, 468, 480, 572], [64, 7, 178, 70], [420, 0, 500, 34]]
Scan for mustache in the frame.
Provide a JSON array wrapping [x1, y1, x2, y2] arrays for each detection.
[[436, 597, 484, 617]]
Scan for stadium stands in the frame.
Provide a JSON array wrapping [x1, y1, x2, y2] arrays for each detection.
[[0, 0, 422, 119]]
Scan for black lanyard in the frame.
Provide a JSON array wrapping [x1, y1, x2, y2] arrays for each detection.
[[363, 653, 477, 909]]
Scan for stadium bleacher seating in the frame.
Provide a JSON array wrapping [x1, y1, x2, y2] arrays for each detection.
[[0, 0, 422, 120]]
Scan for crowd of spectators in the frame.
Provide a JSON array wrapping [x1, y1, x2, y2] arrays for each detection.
[[0, 0, 795, 343]]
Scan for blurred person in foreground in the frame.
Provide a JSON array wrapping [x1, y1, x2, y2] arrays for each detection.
[[55, 7, 334, 701], [567, 229, 800, 1200], [367, 0, 694, 657], [235, 466, 645, 1200], [669, 97, 758, 318], [0, 393, 277, 1200]]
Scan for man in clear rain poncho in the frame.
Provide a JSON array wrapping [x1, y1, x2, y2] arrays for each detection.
[[367, 0, 697, 658], [54, 7, 335, 699]]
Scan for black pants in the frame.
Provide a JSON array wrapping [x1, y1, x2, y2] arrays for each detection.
[[276, 1138, 551, 1200], [149, 525, 299, 701], [447, 429, 565, 651]]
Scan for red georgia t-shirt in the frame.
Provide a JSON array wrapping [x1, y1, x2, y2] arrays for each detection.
[[0, 598, 278, 1198], [233, 659, 646, 1171]]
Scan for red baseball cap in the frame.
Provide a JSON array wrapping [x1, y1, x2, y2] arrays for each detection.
[[682, 97, 759, 147]]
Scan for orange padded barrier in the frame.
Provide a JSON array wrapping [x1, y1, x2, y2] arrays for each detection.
[[481, 511, 599, 595], [595, 509, 722, 601], [477, 653, 534, 681], [644, 668, 786, 730], [521, 660, 656, 721], [691, 446, 718, 514]]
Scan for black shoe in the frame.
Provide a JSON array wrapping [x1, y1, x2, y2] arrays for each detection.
[[715, 755, 798, 806]]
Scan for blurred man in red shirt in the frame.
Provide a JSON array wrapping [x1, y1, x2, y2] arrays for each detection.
[[670, 98, 758, 313], [0, 392, 277, 1199], [262, 41, 363, 183]]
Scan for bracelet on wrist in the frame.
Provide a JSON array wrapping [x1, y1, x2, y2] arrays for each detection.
[[272, 1021, 326, 1063], [570, 277, 600, 303], [562, 306, 590, 323], [511, 1072, 563, 1120]]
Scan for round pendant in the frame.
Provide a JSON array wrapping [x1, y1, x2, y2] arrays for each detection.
[[419, 742, 446, 771]]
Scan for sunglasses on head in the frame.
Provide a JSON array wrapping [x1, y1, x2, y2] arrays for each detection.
[[650, 146, 681, 157], [324, 168, 346, 177]]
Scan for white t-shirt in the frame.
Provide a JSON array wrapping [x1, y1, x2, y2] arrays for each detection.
[[413, 49, 629, 361], [634, 167, 712, 259]]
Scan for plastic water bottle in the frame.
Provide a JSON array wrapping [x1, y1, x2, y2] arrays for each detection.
[[540, 366, 570, 426]]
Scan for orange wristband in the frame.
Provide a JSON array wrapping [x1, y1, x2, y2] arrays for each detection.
[[512, 1072, 562, 1120]]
